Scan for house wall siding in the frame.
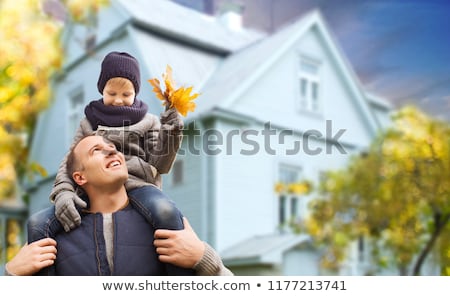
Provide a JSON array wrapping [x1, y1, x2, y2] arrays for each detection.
[[214, 119, 277, 251], [208, 27, 375, 253], [161, 131, 206, 240], [211, 116, 358, 252]]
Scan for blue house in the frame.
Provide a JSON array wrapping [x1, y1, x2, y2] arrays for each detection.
[[20, 0, 407, 275]]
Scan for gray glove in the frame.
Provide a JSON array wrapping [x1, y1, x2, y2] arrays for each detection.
[[54, 191, 87, 232], [160, 107, 184, 131]]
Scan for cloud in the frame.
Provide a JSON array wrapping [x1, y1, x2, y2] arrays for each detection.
[[418, 94, 450, 122], [319, 0, 450, 121]]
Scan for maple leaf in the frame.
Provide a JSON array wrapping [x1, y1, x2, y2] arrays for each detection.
[[170, 86, 199, 117], [162, 65, 176, 99], [148, 65, 200, 117], [148, 78, 167, 104]]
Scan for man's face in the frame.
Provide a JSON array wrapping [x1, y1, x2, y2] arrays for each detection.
[[73, 136, 128, 187]]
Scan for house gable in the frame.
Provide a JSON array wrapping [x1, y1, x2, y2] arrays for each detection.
[[198, 10, 382, 148]]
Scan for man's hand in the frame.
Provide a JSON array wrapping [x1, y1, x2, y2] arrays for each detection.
[[55, 191, 87, 232], [154, 217, 205, 268], [5, 238, 57, 276]]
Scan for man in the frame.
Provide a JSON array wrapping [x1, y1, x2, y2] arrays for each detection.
[[6, 135, 232, 276]]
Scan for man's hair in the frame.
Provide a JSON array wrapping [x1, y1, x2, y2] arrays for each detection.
[[66, 137, 86, 179]]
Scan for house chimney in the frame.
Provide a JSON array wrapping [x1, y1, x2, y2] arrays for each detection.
[[218, 2, 244, 31]]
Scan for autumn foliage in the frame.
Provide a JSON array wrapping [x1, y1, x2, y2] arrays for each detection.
[[0, 0, 62, 200], [0, 0, 108, 201], [0, 0, 110, 264], [303, 106, 450, 275], [148, 65, 199, 117]]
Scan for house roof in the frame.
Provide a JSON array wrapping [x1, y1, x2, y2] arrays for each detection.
[[221, 233, 310, 266], [366, 91, 394, 110], [0, 198, 27, 215], [116, 0, 265, 54]]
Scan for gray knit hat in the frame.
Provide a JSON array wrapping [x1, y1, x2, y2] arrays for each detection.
[[97, 51, 141, 95]]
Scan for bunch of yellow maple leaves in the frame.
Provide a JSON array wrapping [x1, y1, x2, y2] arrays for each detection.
[[148, 65, 200, 117]]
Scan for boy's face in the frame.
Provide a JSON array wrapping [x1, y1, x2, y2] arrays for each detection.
[[102, 78, 135, 106]]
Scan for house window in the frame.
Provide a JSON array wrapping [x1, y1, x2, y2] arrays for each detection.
[[0, 218, 3, 266], [290, 197, 298, 217], [83, 9, 98, 53], [279, 195, 286, 225], [279, 164, 301, 184], [298, 57, 321, 113], [68, 88, 85, 140], [358, 236, 365, 262], [277, 164, 302, 227], [85, 33, 97, 53], [172, 160, 183, 185]]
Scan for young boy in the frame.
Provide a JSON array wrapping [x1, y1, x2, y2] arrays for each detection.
[[27, 51, 192, 274]]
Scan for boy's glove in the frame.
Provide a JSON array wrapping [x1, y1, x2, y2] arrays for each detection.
[[160, 107, 184, 131], [54, 191, 87, 232]]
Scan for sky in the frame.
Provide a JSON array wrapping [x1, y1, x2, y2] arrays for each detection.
[[306, 0, 450, 121], [175, 0, 450, 121]]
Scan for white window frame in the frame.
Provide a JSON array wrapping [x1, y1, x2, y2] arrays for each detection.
[[67, 87, 85, 145], [298, 56, 322, 114], [277, 163, 303, 229]]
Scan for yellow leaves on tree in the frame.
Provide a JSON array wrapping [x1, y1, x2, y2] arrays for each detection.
[[0, 0, 62, 200], [446, 249, 450, 276], [303, 105, 450, 275], [65, 0, 110, 23], [148, 65, 200, 117], [0, 0, 108, 201]]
